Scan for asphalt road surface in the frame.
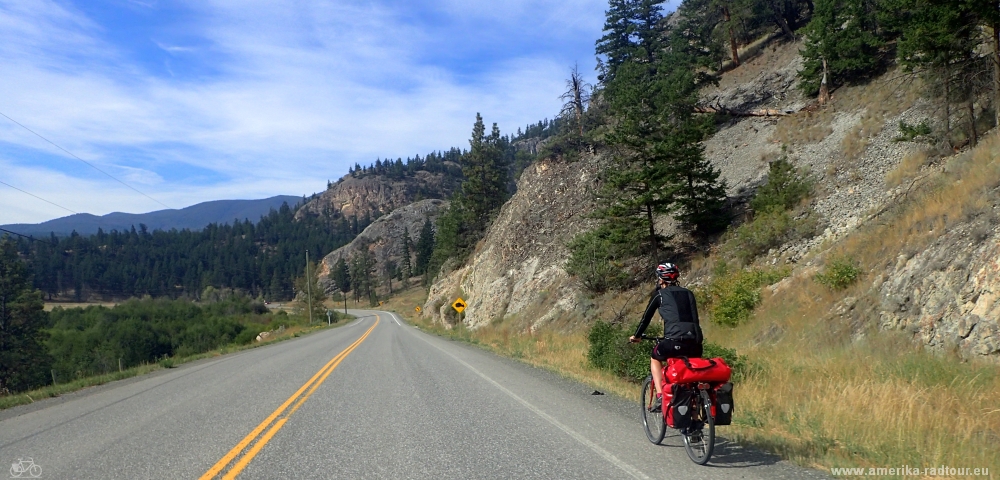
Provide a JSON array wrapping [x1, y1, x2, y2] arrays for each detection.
[[0, 311, 830, 479]]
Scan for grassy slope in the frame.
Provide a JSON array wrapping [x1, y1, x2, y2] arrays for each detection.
[[384, 133, 1000, 475]]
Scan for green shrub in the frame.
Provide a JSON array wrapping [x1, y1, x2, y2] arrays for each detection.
[[587, 320, 659, 382], [894, 120, 932, 142], [816, 256, 862, 290], [158, 357, 175, 369], [567, 226, 640, 294], [702, 342, 752, 382], [750, 157, 813, 214], [587, 321, 751, 382], [720, 209, 821, 266], [708, 267, 789, 327]]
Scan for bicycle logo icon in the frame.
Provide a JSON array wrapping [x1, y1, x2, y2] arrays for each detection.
[[9, 458, 41, 478]]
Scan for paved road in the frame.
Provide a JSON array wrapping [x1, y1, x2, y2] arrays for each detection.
[[0, 311, 829, 479]]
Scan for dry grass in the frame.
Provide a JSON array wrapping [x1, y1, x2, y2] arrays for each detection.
[[708, 277, 1000, 472], [708, 131, 1000, 471], [772, 109, 836, 145], [44, 301, 118, 311], [884, 149, 930, 188], [839, 74, 923, 160]]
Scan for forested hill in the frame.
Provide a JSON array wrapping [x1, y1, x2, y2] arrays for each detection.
[[2, 195, 300, 237], [15, 201, 362, 301]]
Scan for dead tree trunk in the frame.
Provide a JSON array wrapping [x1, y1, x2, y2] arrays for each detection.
[[818, 58, 830, 106], [969, 100, 978, 147], [724, 7, 740, 66], [993, 20, 1000, 128]]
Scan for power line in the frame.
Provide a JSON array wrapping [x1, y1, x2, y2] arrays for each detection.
[[0, 227, 57, 245], [0, 110, 173, 210], [0, 180, 78, 215]]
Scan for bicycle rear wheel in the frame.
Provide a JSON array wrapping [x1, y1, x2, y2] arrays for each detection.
[[640, 375, 666, 444], [683, 390, 715, 465]]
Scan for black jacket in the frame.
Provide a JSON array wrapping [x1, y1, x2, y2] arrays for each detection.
[[633, 285, 702, 341]]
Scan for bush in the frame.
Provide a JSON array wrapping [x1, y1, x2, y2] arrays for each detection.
[[816, 256, 862, 290], [702, 342, 752, 382], [708, 267, 789, 327], [750, 157, 813, 214], [587, 321, 658, 382], [567, 226, 640, 294], [587, 321, 750, 382], [723, 210, 820, 264], [894, 120, 932, 142]]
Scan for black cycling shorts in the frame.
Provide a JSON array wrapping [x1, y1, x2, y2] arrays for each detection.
[[652, 338, 703, 361]]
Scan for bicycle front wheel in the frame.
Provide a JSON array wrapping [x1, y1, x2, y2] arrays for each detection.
[[683, 390, 715, 465], [640, 375, 666, 444]]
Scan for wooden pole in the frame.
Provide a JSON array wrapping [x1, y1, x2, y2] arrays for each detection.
[[306, 250, 313, 324]]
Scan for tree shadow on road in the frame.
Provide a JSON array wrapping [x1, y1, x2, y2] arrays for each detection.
[[704, 436, 783, 468], [656, 432, 783, 468]]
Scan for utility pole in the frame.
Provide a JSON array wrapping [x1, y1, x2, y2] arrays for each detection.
[[306, 250, 313, 324]]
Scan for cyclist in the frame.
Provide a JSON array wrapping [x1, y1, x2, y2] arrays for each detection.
[[629, 262, 703, 411]]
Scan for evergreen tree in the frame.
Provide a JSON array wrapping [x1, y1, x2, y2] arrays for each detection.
[[458, 113, 508, 235], [894, 0, 986, 145], [414, 218, 435, 276], [799, 0, 888, 94], [596, 0, 639, 83], [330, 257, 351, 296], [0, 238, 52, 393], [400, 227, 413, 285]]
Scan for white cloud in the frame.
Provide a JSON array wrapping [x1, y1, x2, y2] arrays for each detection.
[[0, 0, 605, 224]]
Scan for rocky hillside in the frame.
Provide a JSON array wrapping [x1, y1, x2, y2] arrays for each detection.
[[420, 37, 999, 361], [296, 170, 457, 222], [423, 156, 604, 330], [317, 199, 448, 294]]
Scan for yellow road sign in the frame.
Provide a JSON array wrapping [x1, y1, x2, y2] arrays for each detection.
[[452, 298, 467, 313], [415, 306, 422, 312]]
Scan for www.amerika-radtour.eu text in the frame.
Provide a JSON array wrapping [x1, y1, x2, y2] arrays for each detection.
[[830, 466, 989, 477]]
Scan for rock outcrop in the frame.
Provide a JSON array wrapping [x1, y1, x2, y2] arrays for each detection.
[[317, 199, 448, 294], [296, 171, 457, 222], [422, 155, 604, 330], [876, 219, 1000, 358]]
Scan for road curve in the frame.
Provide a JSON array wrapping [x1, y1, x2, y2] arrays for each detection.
[[0, 311, 829, 479]]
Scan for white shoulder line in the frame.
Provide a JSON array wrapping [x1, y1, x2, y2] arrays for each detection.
[[411, 332, 652, 480]]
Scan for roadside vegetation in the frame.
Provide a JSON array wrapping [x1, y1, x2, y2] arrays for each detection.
[[0, 237, 350, 408], [0, 319, 343, 412]]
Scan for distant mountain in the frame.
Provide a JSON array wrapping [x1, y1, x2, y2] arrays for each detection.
[[2, 195, 301, 237]]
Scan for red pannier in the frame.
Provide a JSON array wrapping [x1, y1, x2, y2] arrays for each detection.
[[665, 357, 732, 384]]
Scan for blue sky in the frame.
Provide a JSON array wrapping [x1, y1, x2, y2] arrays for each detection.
[[0, 0, 612, 224]]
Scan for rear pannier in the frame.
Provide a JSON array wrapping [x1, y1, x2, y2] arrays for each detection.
[[666, 383, 694, 429], [713, 382, 734, 426]]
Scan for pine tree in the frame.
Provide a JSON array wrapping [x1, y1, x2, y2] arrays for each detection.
[[0, 238, 52, 393], [330, 257, 351, 295], [799, 0, 887, 94], [458, 113, 508, 235], [414, 218, 435, 276], [895, 0, 985, 145], [400, 227, 413, 285], [595, 0, 638, 83]]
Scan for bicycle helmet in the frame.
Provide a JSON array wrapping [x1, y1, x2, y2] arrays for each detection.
[[656, 262, 679, 282]]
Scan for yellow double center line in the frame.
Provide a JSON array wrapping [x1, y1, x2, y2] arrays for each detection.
[[200, 318, 379, 480]]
